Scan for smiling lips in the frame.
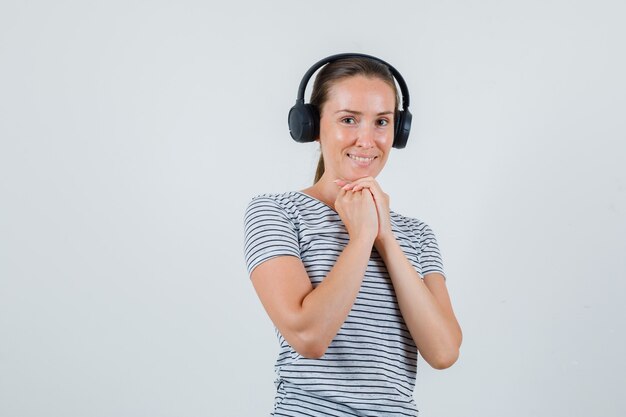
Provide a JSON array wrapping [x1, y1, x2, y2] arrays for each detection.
[[347, 153, 377, 166]]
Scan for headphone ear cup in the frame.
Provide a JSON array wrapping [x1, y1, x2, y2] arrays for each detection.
[[393, 109, 412, 149], [288, 102, 320, 143]]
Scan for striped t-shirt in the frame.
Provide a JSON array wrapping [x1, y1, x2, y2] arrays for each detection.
[[243, 191, 445, 416]]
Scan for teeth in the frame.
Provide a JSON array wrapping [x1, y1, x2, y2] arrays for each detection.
[[348, 154, 375, 162]]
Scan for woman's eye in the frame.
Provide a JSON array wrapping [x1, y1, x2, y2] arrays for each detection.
[[378, 119, 389, 126], [342, 117, 356, 124]]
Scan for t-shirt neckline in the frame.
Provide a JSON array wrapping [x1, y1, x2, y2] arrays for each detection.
[[294, 190, 338, 214]]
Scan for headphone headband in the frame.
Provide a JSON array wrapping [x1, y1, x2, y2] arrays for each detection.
[[295, 53, 410, 110], [288, 53, 413, 149]]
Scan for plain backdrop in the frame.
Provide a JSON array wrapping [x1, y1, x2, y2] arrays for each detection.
[[1, 1, 625, 416]]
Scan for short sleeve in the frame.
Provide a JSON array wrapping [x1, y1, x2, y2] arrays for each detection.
[[243, 196, 300, 275], [418, 222, 446, 279]]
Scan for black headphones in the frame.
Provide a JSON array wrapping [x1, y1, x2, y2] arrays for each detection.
[[288, 53, 412, 149]]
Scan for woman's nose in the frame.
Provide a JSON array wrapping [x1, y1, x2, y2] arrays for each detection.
[[355, 125, 375, 148]]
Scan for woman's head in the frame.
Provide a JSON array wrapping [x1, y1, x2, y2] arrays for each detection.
[[310, 57, 400, 183]]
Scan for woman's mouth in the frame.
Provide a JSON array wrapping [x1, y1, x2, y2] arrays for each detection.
[[347, 154, 377, 163]]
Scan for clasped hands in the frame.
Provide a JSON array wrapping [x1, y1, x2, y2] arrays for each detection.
[[334, 177, 395, 246]]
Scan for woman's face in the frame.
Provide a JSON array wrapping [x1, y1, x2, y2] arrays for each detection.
[[318, 75, 396, 182]]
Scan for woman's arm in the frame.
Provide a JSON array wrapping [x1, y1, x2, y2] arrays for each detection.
[[374, 237, 462, 369], [339, 177, 462, 369], [251, 238, 372, 358], [250, 189, 378, 359]]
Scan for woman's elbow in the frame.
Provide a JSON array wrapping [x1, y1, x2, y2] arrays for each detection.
[[427, 348, 460, 370], [289, 331, 330, 359], [297, 344, 328, 359]]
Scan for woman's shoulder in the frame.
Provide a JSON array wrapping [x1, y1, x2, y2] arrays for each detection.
[[245, 191, 309, 219], [248, 190, 300, 204], [390, 210, 438, 239], [247, 191, 304, 209], [246, 190, 338, 226]]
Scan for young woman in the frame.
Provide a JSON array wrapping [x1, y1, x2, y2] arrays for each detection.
[[244, 54, 462, 416]]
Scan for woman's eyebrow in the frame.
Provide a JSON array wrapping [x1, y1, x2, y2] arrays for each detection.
[[334, 109, 394, 115], [335, 109, 362, 114]]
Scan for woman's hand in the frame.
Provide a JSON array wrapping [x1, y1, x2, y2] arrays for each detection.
[[335, 177, 394, 244], [334, 185, 379, 244]]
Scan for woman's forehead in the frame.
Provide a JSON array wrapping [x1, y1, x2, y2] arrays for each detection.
[[325, 76, 396, 112]]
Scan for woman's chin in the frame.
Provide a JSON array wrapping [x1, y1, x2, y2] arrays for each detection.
[[342, 168, 381, 182]]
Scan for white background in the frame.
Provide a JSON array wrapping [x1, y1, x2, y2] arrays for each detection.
[[1, 1, 625, 416]]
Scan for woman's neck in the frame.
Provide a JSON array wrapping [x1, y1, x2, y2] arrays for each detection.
[[300, 175, 339, 210]]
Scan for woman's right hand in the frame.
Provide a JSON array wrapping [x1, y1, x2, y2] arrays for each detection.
[[334, 187, 379, 243]]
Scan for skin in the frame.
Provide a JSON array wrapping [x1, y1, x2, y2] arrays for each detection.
[[251, 75, 462, 368]]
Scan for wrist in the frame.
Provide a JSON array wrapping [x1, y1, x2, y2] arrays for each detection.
[[374, 231, 398, 254], [375, 230, 396, 245], [349, 232, 377, 248]]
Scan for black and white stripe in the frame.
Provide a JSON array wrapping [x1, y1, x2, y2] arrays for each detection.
[[244, 191, 446, 416]]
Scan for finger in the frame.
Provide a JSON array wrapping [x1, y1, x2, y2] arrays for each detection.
[[350, 180, 383, 199], [355, 183, 389, 220], [362, 188, 375, 204], [347, 177, 376, 188], [341, 177, 376, 191]]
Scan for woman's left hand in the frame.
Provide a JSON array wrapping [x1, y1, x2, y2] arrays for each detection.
[[335, 177, 394, 244]]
